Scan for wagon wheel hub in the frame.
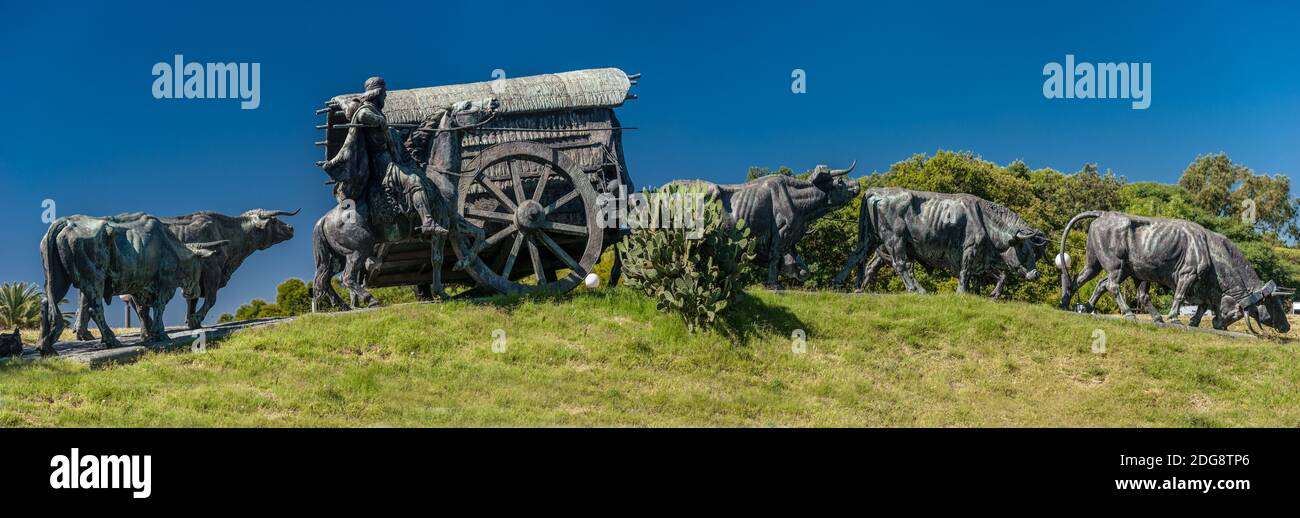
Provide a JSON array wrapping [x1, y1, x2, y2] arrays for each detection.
[[454, 141, 606, 296], [514, 200, 546, 230]]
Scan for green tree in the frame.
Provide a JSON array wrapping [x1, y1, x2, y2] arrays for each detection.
[[1234, 173, 1300, 242], [0, 282, 72, 329], [1178, 153, 1247, 217], [275, 278, 312, 315], [1178, 153, 1300, 242], [0, 282, 43, 329]]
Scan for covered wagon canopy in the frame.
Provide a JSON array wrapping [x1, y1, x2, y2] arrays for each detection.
[[330, 68, 635, 125]]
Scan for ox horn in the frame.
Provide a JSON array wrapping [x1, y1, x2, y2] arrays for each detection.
[[261, 208, 301, 218], [1239, 280, 1277, 308], [830, 160, 857, 177]]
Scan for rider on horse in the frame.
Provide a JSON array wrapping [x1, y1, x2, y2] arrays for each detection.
[[320, 76, 449, 238]]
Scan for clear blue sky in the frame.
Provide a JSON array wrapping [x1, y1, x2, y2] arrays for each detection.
[[1, 0, 1297, 324]]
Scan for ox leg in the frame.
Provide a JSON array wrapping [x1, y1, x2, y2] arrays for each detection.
[[84, 296, 120, 349], [833, 238, 877, 290], [1063, 260, 1103, 310], [956, 247, 978, 294], [145, 298, 170, 342], [858, 253, 886, 293], [885, 238, 924, 294], [764, 235, 786, 290], [74, 293, 95, 341], [68, 252, 121, 349], [989, 271, 1007, 300], [1105, 272, 1135, 319], [189, 295, 215, 330], [1085, 277, 1109, 312], [1164, 274, 1194, 326], [1188, 305, 1208, 328], [1136, 281, 1164, 323], [136, 300, 154, 338]]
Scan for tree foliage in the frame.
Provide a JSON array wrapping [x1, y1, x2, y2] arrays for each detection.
[[0, 282, 71, 329]]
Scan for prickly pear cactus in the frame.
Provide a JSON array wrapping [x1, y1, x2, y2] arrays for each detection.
[[619, 185, 755, 331]]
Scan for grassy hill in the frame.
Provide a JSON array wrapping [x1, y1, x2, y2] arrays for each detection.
[[2, 288, 1298, 427]]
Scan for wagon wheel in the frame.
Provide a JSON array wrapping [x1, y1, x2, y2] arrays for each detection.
[[452, 141, 603, 295]]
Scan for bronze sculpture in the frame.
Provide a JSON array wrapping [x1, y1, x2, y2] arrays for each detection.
[[71, 209, 297, 338], [834, 188, 1049, 296], [38, 214, 228, 356], [1057, 211, 1292, 331], [311, 69, 637, 306], [313, 76, 490, 308], [670, 163, 859, 288]]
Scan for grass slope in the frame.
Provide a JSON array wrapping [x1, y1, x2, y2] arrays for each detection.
[[1, 289, 1298, 427]]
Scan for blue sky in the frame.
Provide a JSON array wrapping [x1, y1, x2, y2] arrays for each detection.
[[1, 0, 1297, 324]]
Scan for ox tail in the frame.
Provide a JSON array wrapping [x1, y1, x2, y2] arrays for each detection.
[[833, 193, 878, 289], [1057, 211, 1103, 309], [39, 219, 71, 353]]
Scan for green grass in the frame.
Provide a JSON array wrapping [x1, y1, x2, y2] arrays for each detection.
[[2, 288, 1298, 427]]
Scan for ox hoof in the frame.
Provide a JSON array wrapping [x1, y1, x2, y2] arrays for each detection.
[[39, 347, 59, 357], [75, 331, 95, 341]]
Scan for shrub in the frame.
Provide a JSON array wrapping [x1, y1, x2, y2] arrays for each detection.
[[619, 185, 755, 331]]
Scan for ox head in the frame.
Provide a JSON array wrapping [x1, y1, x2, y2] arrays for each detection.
[[808, 162, 860, 208], [1222, 281, 1293, 333], [999, 227, 1049, 281], [242, 209, 298, 250]]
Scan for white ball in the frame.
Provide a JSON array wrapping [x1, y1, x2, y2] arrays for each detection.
[[1054, 252, 1071, 270], [584, 273, 601, 289]]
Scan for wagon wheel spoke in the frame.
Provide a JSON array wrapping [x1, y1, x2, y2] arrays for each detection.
[[465, 208, 514, 223], [537, 220, 589, 236], [501, 233, 524, 279], [483, 224, 518, 248], [537, 231, 583, 274], [544, 190, 580, 214], [476, 175, 517, 211], [528, 238, 546, 283], [508, 161, 526, 206], [532, 166, 552, 202]]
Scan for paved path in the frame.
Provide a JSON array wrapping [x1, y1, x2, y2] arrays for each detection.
[[18, 317, 293, 368]]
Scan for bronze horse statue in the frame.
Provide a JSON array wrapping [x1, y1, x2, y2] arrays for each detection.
[[312, 94, 493, 310]]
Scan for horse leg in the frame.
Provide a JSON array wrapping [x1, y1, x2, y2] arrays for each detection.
[[342, 252, 378, 308], [429, 233, 451, 300]]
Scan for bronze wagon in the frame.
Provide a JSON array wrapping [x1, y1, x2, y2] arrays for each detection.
[[317, 69, 637, 296]]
